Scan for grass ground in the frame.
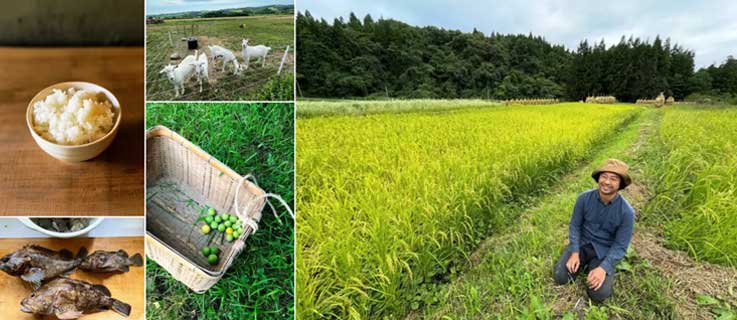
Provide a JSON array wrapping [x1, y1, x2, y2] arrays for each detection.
[[146, 103, 294, 320], [146, 16, 294, 101]]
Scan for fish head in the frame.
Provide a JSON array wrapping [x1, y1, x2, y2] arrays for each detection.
[[0, 251, 31, 275], [20, 290, 52, 314]]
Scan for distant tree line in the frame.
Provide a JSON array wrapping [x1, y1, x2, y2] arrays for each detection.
[[201, 5, 294, 18], [567, 37, 694, 101], [150, 5, 294, 20], [689, 57, 737, 103], [297, 11, 737, 102]]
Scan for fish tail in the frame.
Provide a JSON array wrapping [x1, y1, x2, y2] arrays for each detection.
[[129, 253, 143, 267], [111, 299, 131, 317]]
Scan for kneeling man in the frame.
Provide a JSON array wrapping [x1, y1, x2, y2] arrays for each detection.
[[553, 159, 635, 302]]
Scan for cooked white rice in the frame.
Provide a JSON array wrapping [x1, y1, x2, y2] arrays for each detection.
[[32, 88, 116, 145]]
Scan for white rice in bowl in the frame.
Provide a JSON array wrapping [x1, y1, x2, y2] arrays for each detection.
[[32, 88, 117, 145]]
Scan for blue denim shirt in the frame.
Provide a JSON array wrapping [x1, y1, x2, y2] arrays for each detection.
[[568, 189, 635, 274]]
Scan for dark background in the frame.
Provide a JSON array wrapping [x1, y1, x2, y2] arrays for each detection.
[[0, 0, 143, 46]]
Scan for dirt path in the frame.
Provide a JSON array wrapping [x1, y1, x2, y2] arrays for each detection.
[[634, 231, 737, 318]]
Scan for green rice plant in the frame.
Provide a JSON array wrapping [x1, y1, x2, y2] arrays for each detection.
[[643, 106, 737, 266], [296, 101, 640, 319]]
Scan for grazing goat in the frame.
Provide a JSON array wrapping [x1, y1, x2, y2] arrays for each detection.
[[159, 53, 197, 97], [193, 50, 210, 93], [241, 39, 271, 70], [208, 45, 240, 75]]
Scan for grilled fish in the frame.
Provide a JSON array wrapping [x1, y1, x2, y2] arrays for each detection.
[[0, 245, 87, 287], [80, 250, 143, 273], [20, 277, 131, 319]]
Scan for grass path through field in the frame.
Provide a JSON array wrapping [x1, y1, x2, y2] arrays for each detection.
[[414, 108, 736, 319]]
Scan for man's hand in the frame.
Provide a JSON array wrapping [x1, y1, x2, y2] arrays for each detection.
[[566, 252, 580, 273], [587, 266, 607, 291]]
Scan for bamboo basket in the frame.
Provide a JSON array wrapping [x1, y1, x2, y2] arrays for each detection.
[[146, 125, 266, 293]]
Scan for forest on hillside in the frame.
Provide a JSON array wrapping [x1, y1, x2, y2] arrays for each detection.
[[296, 11, 737, 102], [149, 5, 294, 20]]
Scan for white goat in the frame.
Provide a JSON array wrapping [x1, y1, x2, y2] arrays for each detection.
[[241, 39, 271, 70], [208, 45, 240, 74], [159, 53, 197, 97], [193, 50, 210, 93]]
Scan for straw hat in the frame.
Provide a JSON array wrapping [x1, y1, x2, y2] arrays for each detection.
[[591, 159, 632, 190]]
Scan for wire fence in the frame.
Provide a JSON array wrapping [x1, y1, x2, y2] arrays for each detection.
[[146, 16, 294, 101], [146, 62, 293, 101]]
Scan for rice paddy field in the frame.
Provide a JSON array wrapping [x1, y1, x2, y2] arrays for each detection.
[[295, 101, 737, 319], [146, 15, 294, 101]]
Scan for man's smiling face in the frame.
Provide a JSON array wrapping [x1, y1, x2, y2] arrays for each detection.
[[598, 171, 621, 196]]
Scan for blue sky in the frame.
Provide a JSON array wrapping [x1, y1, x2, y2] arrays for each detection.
[[299, 0, 737, 68], [147, 0, 292, 15]]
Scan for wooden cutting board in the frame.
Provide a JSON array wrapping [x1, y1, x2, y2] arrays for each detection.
[[0, 47, 144, 216], [0, 237, 144, 320]]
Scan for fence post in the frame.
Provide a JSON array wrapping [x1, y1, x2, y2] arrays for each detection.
[[278, 45, 289, 76]]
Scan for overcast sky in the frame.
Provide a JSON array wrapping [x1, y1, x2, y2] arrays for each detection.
[[147, 0, 292, 15], [299, 0, 737, 68]]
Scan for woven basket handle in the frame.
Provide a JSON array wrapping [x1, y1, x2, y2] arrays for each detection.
[[261, 193, 295, 223], [234, 174, 260, 232], [236, 194, 294, 233], [229, 175, 294, 258]]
